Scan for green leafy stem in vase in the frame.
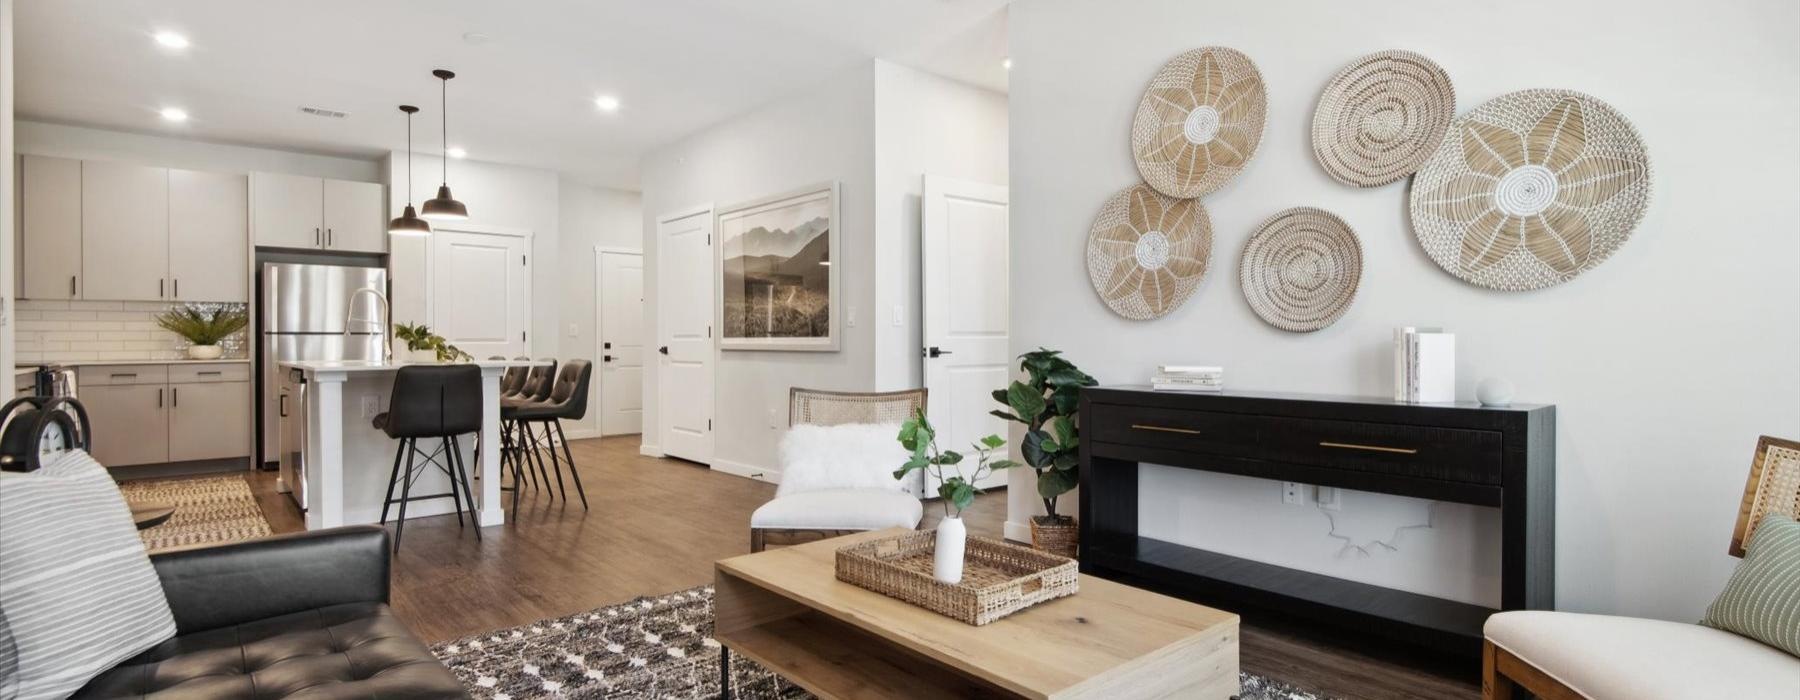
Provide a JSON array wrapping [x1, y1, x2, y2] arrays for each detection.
[[393, 322, 473, 362], [154, 305, 248, 346], [894, 407, 1020, 519]]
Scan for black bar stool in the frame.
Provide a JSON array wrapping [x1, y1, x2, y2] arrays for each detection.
[[507, 360, 593, 510], [375, 364, 483, 550], [501, 359, 556, 508]]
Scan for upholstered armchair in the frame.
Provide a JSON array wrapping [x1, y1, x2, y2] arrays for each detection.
[[748, 388, 927, 552]]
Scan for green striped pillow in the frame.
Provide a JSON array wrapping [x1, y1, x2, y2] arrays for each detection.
[[1703, 513, 1800, 657]]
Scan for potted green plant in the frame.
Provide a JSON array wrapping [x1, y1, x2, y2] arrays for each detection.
[[393, 323, 473, 363], [893, 408, 1020, 583], [990, 348, 1097, 558], [155, 305, 248, 360]]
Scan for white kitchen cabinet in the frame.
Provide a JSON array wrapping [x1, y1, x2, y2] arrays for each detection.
[[19, 155, 83, 299], [82, 161, 170, 301], [82, 383, 171, 467], [168, 380, 251, 462], [170, 169, 249, 302], [323, 179, 386, 253], [252, 171, 325, 249]]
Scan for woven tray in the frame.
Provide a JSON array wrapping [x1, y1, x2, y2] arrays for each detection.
[[836, 530, 1078, 626]]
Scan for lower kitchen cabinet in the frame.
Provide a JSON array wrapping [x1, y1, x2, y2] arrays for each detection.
[[81, 383, 170, 468], [169, 381, 252, 462], [78, 364, 252, 468]]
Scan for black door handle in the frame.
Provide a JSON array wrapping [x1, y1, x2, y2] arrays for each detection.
[[603, 341, 612, 349], [926, 346, 953, 358], [658, 346, 669, 355]]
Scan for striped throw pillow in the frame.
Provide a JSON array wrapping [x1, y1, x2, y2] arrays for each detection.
[[0, 450, 176, 699], [1703, 514, 1800, 658]]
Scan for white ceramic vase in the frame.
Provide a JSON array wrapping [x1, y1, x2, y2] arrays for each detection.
[[933, 516, 967, 585], [186, 344, 223, 360]]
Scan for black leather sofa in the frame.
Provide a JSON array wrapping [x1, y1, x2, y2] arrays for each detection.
[[75, 526, 468, 699]]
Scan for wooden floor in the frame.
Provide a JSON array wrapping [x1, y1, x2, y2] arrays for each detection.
[[250, 434, 1477, 699]]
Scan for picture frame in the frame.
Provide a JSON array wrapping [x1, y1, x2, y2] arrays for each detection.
[[715, 181, 840, 352]]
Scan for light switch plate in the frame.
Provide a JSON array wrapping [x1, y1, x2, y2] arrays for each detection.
[[892, 305, 904, 326], [567, 323, 579, 338], [361, 395, 381, 419]]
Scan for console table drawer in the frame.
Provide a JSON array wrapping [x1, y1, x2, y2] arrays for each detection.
[[1090, 405, 1503, 485]]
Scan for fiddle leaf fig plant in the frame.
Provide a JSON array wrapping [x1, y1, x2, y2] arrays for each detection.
[[990, 348, 1097, 521], [893, 408, 1020, 518]]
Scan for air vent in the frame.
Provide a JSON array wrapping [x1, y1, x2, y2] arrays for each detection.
[[300, 106, 349, 119]]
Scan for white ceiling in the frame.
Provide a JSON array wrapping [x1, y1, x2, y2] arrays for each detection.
[[14, 0, 1011, 191]]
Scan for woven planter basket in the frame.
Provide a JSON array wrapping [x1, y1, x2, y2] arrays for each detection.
[[1239, 207, 1363, 332], [1029, 517, 1079, 559], [1409, 89, 1652, 291], [1131, 47, 1267, 198], [1311, 50, 1456, 187], [836, 531, 1078, 626], [1086, 183, 1213, 320]]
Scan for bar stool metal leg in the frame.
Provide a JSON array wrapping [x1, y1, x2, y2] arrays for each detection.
[[450, 435, 482, 536], [553, 421, 589, 509], [393, 439, 417, 550], [380, 437, 406, 524]]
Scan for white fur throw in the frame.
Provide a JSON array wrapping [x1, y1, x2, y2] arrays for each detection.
[[776, 423, 910, 497]]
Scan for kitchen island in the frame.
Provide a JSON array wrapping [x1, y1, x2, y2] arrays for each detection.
[[278, 359, 539, 531]]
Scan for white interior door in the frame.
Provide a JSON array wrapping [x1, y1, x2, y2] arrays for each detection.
[[430, 230, 531, 359], [658, 208, 713, 464], [922, 175, 1011, 492], [598, 248, 645, 435]]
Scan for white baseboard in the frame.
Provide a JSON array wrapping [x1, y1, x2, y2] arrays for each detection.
[[639, 443, 664, 458], [711, 459, 781, 484], [561, 427, 601, 441], [1004, 520, 1033, 544]]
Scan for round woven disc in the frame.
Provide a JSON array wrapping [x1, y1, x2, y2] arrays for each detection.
[[1410, 89, 1652, 291], [1239, 207, 1362, 332], [1087, 183, 1213, 320], [1311, 50, 1456, 187], [1131, 47, 1267, 199]]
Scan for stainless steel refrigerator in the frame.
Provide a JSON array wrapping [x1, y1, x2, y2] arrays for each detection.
[[259, 263, 387, 507]]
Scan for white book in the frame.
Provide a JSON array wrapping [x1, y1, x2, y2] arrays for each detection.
[[1152, 383, 1224, 392], [1153, 376, 1222, 385], [1414, 332, 1456, 403], [1159, 365, 1224, 374]]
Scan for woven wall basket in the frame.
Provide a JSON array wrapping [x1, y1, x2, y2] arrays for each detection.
[[1311, 50, 1456, 187], [1239, 207, 1362, 332], [1410, 89, 1652, 291], [1087, 183, 1213, 320], [1131, 47, 1267, 199]]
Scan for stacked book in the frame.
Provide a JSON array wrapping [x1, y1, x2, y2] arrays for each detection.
[[1394, 327, 1456, 403], [1152, 365, 1224, 392]]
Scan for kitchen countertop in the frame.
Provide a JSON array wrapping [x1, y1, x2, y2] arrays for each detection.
[[280, 359, 541, 376], [14, 358, 252, 376]]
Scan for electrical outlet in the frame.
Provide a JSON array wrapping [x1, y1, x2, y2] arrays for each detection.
[[768, 407, 782, 429], [361, 395, 381, 419], [567, 323, 579, 338], [1316, 486, 1342, 511], [847, 307, 857, 327], [1282, 481, 1306, 505]]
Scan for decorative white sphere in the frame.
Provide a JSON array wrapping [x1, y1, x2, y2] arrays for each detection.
[[1477, 378, 1516, 407]]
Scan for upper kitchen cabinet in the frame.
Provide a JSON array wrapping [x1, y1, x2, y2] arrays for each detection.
[[252, 172, 385, 253], [169, 169, 249, 302], [322, 179, 386, 253], [19, 155, 83, 299], [82, 160, 170, 301]]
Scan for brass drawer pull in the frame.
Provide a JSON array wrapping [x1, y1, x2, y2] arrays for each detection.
[[1320, 441, 1418, 455], [1132, 424, 1203, 435]]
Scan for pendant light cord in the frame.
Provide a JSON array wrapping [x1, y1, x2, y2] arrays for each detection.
[[407, 111, 414, 199], [440, 76, 448, 185]]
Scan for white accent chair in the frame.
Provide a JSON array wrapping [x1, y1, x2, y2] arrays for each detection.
[[749, 388, 926, 552], [1483, 435, 1800, 699]]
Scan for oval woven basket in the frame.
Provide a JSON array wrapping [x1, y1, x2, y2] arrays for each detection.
[[1131, 47, 1267, 199], [1311, 50, 1456, 187], [1239, 207, 1363, 332], [1409, 89, 1652, 291], [1086, 183, 1213, 321]]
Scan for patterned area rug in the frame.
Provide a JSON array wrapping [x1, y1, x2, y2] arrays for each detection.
[[431, 585, 1330, 700], [118, 475, 273, 552]]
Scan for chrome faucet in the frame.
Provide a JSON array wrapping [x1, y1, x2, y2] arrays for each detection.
[[345, 287, 392, 362]]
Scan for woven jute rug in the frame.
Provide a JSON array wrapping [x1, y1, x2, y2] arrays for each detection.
[[118, 475, 273, 552], [431, 585, 1330, 699]]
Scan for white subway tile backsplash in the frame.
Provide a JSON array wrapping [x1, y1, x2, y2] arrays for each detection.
[[16, 299, 248, 364]]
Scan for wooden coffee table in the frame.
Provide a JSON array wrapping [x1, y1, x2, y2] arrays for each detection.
[[714, 528, 1239, 699]]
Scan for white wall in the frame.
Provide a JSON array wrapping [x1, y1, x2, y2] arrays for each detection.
[[640, 64, 878, 477], [558, 177, 643, 437], [384, 152, 560, 359], [17, 121, 378, 181], [871, 60, 1009, 391], [1011, 0, 1800, 619], [1, 0, 15, 399]]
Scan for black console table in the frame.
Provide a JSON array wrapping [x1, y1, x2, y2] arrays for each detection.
[[1078, 387, 1554, 656]]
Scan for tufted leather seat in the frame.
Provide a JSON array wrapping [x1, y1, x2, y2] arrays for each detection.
[[73, 526, 467, 699]]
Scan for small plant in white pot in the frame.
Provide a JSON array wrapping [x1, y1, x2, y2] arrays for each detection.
[[155, 306, 247, 360], [393, 323, 473, 363], [894, 408, 1019, 584]]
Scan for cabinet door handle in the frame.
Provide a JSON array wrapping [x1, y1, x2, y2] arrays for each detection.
[[157, 388, 164, 408], [70, 276, 77, 296], [198, 371, 222, 376], [172, 387, 179, 407], [174, 279, 179, 298], [315, 227, 322, 246], [1319, 441, 1418, 455], [110, 373, 137, 380], [327, 228, 333, 247], [159, 279, 165, 297]]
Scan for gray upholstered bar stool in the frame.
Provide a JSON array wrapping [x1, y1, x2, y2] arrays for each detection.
[[502, 360, 557, 504], [507, 360, 594, 510], [373, 364, 484, 550]]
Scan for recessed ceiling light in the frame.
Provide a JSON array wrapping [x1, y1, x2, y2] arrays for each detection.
[[446, 147, 467, 159], [594, 95, 621, 112], [159, 107, 189, 123], [1002, 57, 1013, 71], [154, 31, 190, 50]]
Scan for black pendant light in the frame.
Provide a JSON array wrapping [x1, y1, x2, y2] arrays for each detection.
[[388, 105, 432, 236], [420, 69, 469, 220]]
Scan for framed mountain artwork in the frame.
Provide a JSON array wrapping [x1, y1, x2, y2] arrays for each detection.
[[716, 181, 840, 351]]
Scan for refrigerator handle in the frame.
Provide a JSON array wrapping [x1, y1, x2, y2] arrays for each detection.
[[279, 393, 288, 417]]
